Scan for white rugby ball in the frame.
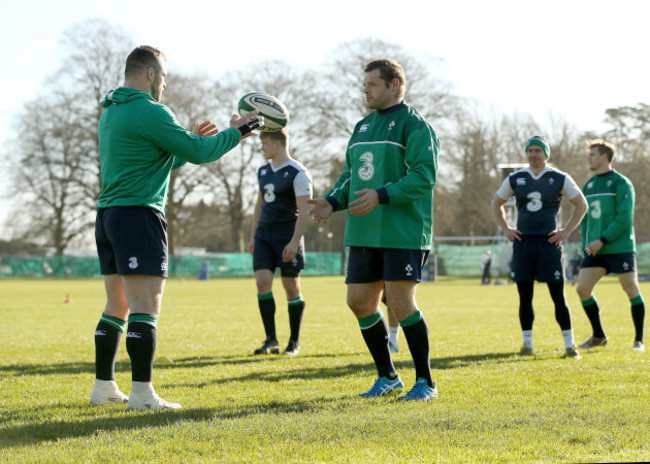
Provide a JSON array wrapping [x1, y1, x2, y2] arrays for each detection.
[[237, 93, 289, 132]]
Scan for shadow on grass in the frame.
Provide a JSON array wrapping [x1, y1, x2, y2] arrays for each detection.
[[163, 351, 518, 389], [429, 351, 519, 369], [0, 350, 518, 383], [0, 394, 344, 450], [0, 352, 348, 377]]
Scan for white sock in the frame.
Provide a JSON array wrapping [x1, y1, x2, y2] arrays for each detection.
[[522, 330, 533, 349], [562, 329, 575, 349], [94, 379, 118, 389], [389, 326, 399, 345], [130, 381, 155, 395]]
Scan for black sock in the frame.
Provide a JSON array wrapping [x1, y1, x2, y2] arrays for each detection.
[[125, 320, 157, 382], [95, 319, 124, 381], [287, 297, 305, 344], [548, 282, 572, 331], [517, 282, 535, 331], [402, 316, 433, 388], [258, 293, 277, 342], [631, 301, 645, 342], [581, 297, 606, 339], [360, 315, 397, 380]]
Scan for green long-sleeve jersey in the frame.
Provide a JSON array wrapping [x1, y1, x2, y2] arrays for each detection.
[[326, 103, 439, 250], [97, 87, 241, 215], [581, 170, 636, 254]]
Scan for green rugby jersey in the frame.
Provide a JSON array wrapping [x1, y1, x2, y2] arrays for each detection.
[[97, 88, 240, 215], [326, 103, 439, 250], [581, 170, 636, 254]]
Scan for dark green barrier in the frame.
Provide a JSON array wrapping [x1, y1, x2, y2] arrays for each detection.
[[2, 244, 649, 278], [0, 252, 343, 278]]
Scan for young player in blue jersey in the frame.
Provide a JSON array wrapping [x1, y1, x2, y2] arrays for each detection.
[[249, 129, 312, 355], [492, 135, 588, 358], [575, 139, 645, 351]]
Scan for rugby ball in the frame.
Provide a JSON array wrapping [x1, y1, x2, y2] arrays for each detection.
[[238, 93, 289, 132]]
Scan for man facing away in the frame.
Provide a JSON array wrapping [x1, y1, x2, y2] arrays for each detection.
[[308, 59, 439, 401], [91, 45, 260, 410]]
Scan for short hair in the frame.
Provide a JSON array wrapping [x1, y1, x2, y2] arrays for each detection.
[[125, 45, 166, 79], [259, 128, 289, 147], [587, 139, 615, 162], [364, 59, 406, 99]]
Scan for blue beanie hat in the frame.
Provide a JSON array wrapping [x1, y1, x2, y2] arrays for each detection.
[[525, 135, 550, 158]]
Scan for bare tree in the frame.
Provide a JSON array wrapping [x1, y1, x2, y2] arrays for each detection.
[[315, 38, 457, 146], [442, 104, 513, 237], [10, 93, 96, 254], [185, 61, 321, 252], [600, 103, 650, 242], [159, 73, 232, 254], [5, 19, 132, 253], [56, 19, 133, 204]]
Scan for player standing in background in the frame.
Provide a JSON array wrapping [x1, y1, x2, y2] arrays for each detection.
[[308, 59, 439, 401], [91, 45, 260, 410], [491, 135, 588, 358], [249, 129, 312, 356], [575, 139, 645, 351]]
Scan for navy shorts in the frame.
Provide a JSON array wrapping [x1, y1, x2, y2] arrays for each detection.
[[253, 225, 304, 277], [345, 247, 429, 284], [511, 236, 564, 283], [581, 252, 637, 274], [95, 207, 168, 277]]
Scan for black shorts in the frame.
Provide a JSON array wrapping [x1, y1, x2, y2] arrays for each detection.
[[253, 226, 304, 278], [581, 252, 637, 274], [511, 236, 563, 283], [345, 247, 429, 284], [95, 207, 168, 277]]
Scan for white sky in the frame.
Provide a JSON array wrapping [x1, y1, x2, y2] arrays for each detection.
[[0, 0, 648, 239]]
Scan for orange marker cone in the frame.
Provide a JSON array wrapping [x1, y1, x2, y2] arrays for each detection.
[[64, 294, 72, 304]]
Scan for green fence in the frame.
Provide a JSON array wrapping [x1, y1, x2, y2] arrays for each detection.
[[0, 253, 343, 278], [2, 243, 650, 278], [433, 242, 650, 278]]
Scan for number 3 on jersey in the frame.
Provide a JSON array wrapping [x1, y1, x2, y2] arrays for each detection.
[[263, 183, 276, 203], [526, 191, 542, 212], [590, 199, 601, 219]]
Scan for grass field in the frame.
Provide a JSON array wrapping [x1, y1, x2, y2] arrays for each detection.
[[1, 276, 649, 463]]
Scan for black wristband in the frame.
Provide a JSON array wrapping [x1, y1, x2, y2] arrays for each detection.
[[325, 196, 339, 210], [599, 236, 609, 244], [376, 187, 389, 204], [237, 117, 262, 137]]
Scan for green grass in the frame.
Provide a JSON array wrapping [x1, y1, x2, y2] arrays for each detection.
[[1, 276, 649, 463]]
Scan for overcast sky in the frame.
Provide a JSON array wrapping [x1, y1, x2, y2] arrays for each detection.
[[1, 0, 648, 239]]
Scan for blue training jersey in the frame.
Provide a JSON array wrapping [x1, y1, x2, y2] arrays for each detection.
[[257, 159, 312, 229], [496, 167, 581, 235]]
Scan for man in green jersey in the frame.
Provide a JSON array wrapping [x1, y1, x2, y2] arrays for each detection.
[[308, 59, 439, 401], [576, 139, 645, 351], [91, 45, 261, 410]]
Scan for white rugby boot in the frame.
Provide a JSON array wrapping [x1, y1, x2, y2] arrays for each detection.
[[127, 381, 181, 411], [90, 379, 129, 405]]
